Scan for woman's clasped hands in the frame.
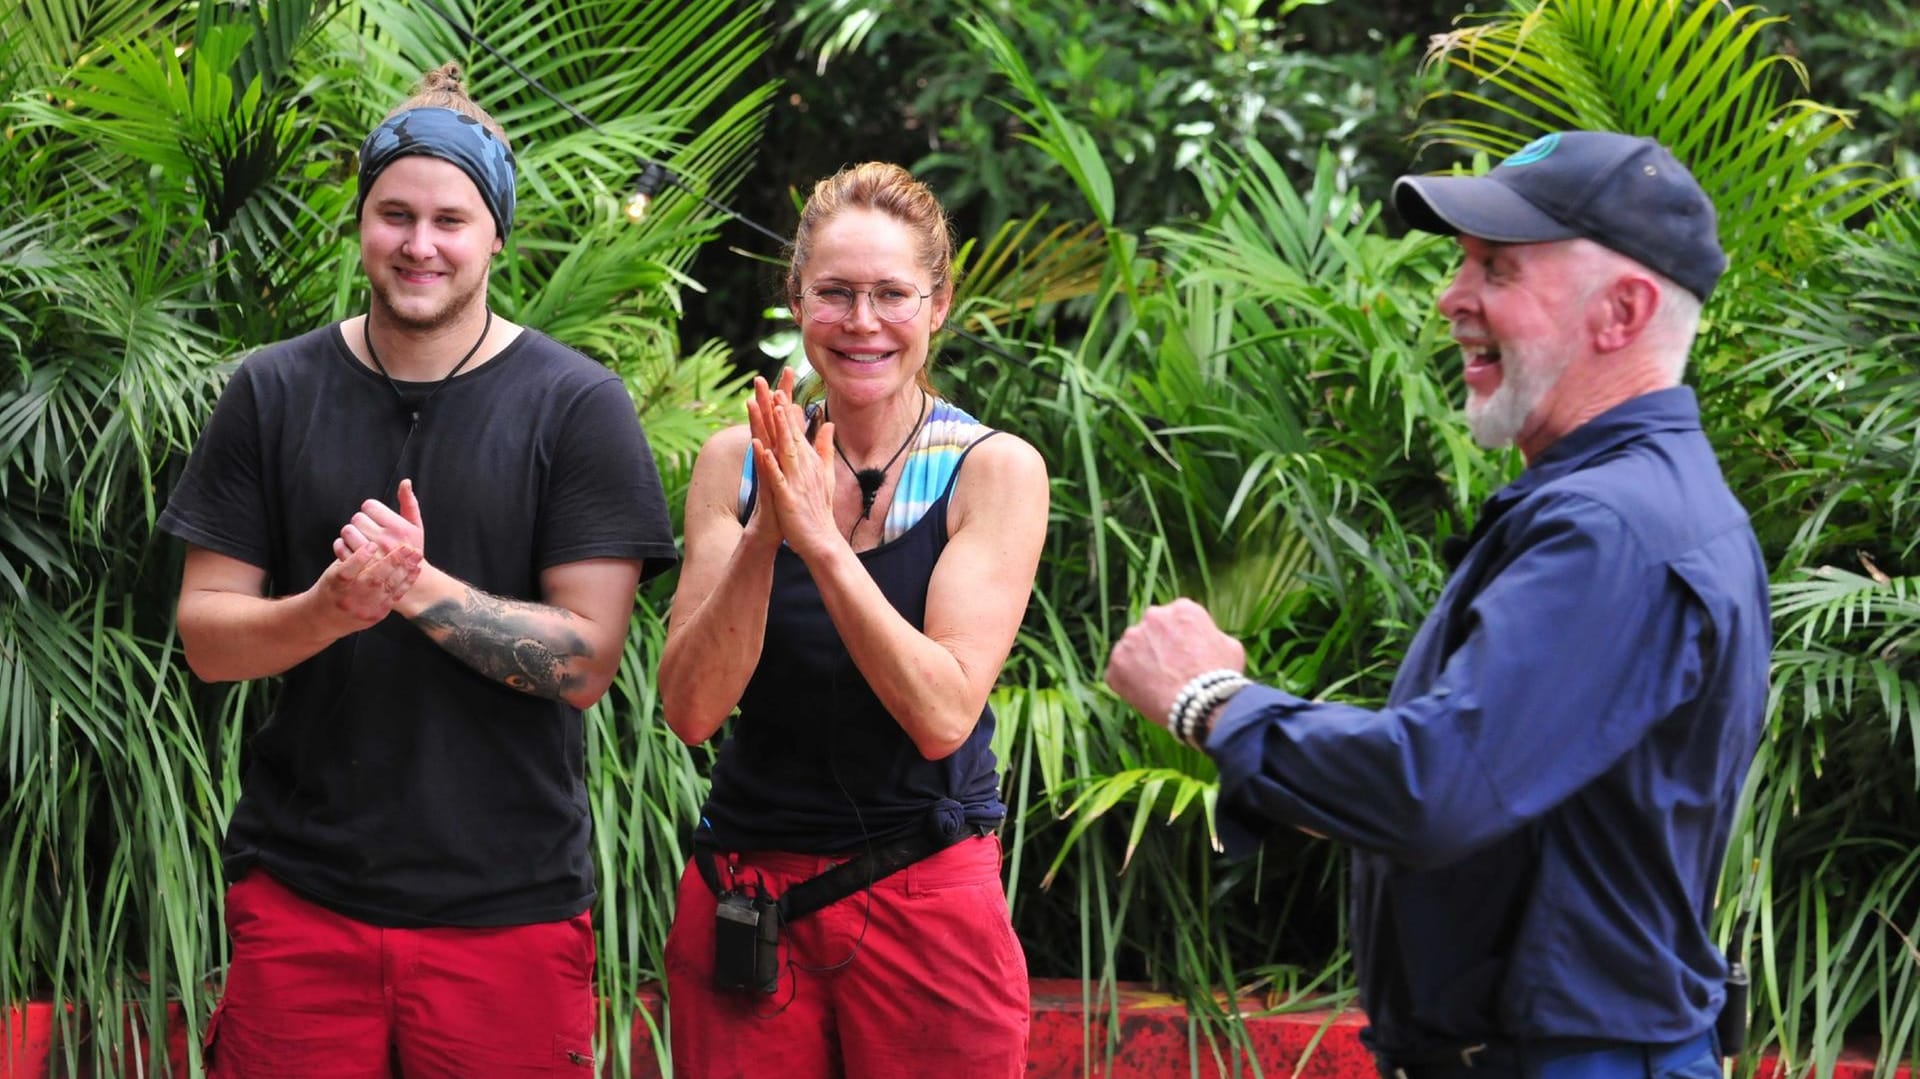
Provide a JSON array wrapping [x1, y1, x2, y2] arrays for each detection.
[[744, 368, 842, 560]]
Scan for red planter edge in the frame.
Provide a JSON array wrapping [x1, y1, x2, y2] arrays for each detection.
[[6, 984, 1908, 1078]]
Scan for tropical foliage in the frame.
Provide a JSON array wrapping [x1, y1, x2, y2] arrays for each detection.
[[1, 0, 767, 1074], [803, 0, 1920, 1073], [5, 0, 1920, 1076]]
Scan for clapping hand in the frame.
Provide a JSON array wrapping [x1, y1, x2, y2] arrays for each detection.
[[317, 479, 427, 627], [746, 370, 841, 559]]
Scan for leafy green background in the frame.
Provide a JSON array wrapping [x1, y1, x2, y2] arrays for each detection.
[[3, 0, 1918, 1075]]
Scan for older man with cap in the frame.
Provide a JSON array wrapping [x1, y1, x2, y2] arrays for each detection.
[[1107, 130, 1771, 1079], [158, 63, 678, 1075]]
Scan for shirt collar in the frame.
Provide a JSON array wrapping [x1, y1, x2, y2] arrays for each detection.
[[1511, 385, 1701, 492], [1447, 386, 1702, 568]]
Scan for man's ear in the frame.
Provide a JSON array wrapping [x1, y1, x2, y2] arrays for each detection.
[[1593, 273, 1661, 353], [492, 233, 505, 256]]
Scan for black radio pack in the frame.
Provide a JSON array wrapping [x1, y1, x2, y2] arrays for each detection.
[[713, 889, 782, 995]]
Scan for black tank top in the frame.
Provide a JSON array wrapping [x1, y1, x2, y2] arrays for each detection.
[[699, 436, 1008, 852]]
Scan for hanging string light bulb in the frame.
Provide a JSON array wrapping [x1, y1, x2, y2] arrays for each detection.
[[623, 160, 673, 224]]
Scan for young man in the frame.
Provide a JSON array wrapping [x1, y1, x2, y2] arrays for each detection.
[[160, 65, 677, 1076], [1107, 131, 1771, 1079]]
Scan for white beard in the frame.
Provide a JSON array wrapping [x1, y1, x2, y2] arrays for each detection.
[[1465, 336, 1577, 449]]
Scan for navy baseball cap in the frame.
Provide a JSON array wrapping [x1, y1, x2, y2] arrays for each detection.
[[1392, 131, 1726, 301]]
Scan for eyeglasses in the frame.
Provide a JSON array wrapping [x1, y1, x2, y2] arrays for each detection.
[[798, 282, 931, 324]]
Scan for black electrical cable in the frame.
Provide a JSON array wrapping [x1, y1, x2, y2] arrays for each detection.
[[406, 0, 1139, 413], [411, 0, 789, 248]]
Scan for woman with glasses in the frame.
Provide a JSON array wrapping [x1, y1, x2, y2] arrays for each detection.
[[657, 162, 1046, 1077]]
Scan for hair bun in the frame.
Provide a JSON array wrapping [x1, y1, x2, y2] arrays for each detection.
[[419, 61, 464, 94], [381, 60, 509, 150]]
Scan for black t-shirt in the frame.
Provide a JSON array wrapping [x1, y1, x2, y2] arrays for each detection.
[[159, 322, 678, 927]]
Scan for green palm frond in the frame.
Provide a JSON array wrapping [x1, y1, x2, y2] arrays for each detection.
[[1727, 749, 1920, 1076], [781, 0, 892, 72], [1773, 567, 1920, 644], [0, 230, 227, 589], [616, 338, 758, 501], [1, 590, 234, 1074], [14, 26, 318, 221], [1736, 567, 1920, 1061], [343, 0, 771, 213], [957, 15, 1118, 230], [1174, 140, 1386, 292], [1041, 765, 1222, 887], [586, 602, 709, 1077], [1737, 201, 1920, 533], [1770, 567, 1920, 774], [1415, 0, 1890, 294], [0, 0, 174, 95], [1, 1, 774, 1073], [1160, 142, 1469, 475], [1699, 196, 1920, 627], [951, 210, 1109, 335], [203, 0, 336, 100]]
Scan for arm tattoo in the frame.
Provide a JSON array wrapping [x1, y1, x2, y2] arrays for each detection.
[[412, 587, 594, 700]]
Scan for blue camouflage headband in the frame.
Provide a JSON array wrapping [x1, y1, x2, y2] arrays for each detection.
[[357, 106, 517, 238]]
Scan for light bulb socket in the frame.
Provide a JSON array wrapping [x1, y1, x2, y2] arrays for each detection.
[[623, 160, 675, 225]]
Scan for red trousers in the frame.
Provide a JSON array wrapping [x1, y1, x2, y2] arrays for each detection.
[[665, 836, 1030, 1079], [204, 870, 596, 1078]]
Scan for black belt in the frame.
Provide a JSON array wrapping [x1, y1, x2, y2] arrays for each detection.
[[694, 816, 997, 924], [1374, 1032, 1716, 1079]]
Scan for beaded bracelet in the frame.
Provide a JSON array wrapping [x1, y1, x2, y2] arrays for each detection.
[[1181, 674, 1250, 747], [1166, 669, 1249, 748], [1172, 677, 1217, 744], [1165, 670, 1235, 736]]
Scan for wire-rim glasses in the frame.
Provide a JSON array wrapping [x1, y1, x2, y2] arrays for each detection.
[[799, 282, 931, 324]]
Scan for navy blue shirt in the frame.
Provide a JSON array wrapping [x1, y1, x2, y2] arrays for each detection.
[[1207, 387, 1770, 1054]]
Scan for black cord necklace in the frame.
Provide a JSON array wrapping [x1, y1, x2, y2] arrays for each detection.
[[363, 307, 493, 431], [829, 389, 928, 528]]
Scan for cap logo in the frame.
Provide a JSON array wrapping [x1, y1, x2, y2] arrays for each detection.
[[1502, 133, 1561, 167]]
